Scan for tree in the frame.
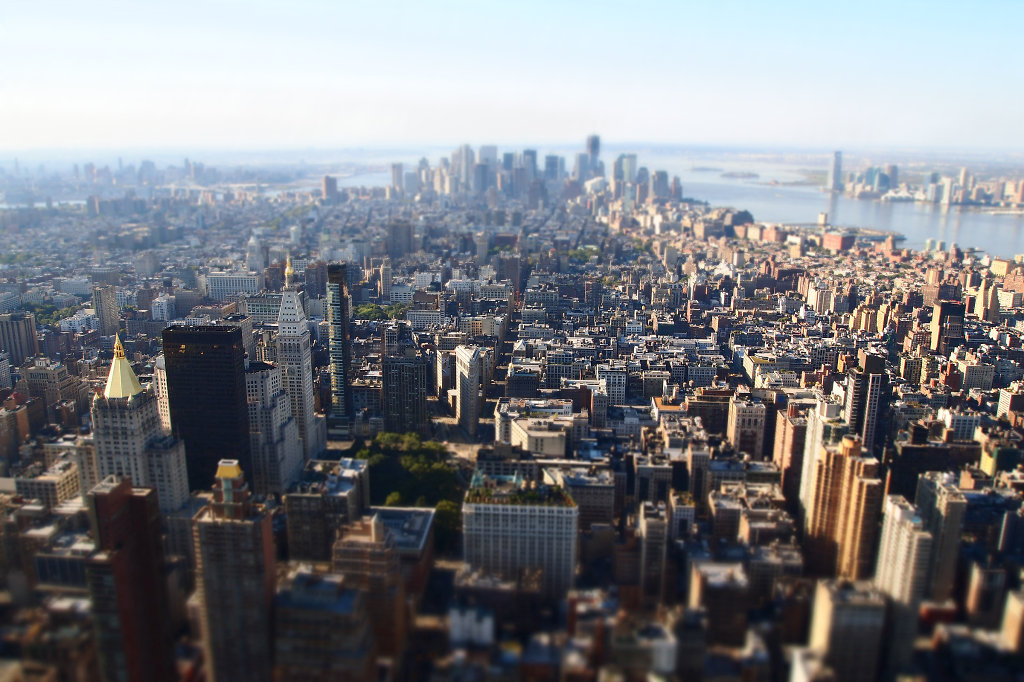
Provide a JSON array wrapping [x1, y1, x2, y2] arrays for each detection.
[[385, 491, 403, 506], [354, 303, 388, 321], [434, 499, 461, 552]]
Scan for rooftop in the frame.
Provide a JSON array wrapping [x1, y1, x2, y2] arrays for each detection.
[[465, 471, 576, 508]]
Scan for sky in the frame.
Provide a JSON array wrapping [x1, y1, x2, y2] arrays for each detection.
[[1, 0, 1022, 154]]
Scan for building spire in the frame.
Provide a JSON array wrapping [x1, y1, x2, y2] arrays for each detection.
[[284, 255, 295, 288], [103, 334, 144, 399]]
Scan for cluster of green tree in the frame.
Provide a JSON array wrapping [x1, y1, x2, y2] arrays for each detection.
[[353, 303, 410, 321], [0, 252, 33, 265], [359, 432, 464, 550], [23, 302, 81, 327], [567, 245, 600, 262], [283, 205, 311, 220], [631, 238, 654, 253]]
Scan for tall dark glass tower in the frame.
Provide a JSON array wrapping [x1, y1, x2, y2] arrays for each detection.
[[162, 325, 250, 489], [327, 264, 352, 439]]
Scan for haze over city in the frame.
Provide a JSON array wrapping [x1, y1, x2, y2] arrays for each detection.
[[3, 0, 1023, 153]]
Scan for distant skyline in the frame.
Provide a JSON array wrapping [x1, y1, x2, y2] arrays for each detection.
[[2, 1, 1022, 153]]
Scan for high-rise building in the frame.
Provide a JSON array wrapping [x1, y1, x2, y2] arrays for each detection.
[[639, 501, 668, 607], [458, 143, 475, 189], [193, 460, 275, 682], [327, 264, 352, 439], [828, 151, 843, 192], [332, 515, 408, 657], [543, 154, 561, 181], [844, 353, 888, 454], [455, 345, 482, 437], [273, 566, 376, 681], [304, 260, 328, 298], [463, 470, 578, 597], [382, 356, 428, 434], [86, 478, 177, 682], [586, 134, 600, 172], [0, 312, 39, 365], [773, 402, 809, 513], [975, 275, 1001, 324], [277, 268, 324, 459], [930, 301, 966, 355], [914, 472, 966, 602], [92, 285, 120, 336], [285, 457, 369, 561], [92, 336, 189, 513], [245, 361, 303, 496], [573, 152, 590, 181], [246, 233, 265, 272], [386, 219, 413, 261], [1001, 590, 1024, 653], [378, 259, 392, 302], [390, 162, 404, 193], [874, 495, 932, 676], [726, 394, 766, 459], [152, 354, 172, 433], [799, 394, 847, 526], [0, 351, 10, 390], [162, 325, 251, 490], [321, 175, 338, 203], [807, 579, 886, 682], [521, 149, 537, 182], [805, 436, 884, 579]]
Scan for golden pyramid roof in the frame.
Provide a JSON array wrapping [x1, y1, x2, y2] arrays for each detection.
[[215, 459, 243, 480], [103, 335, 144, 399]]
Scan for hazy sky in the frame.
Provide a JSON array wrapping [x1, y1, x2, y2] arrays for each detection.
[[2, 0, 1020, 153]]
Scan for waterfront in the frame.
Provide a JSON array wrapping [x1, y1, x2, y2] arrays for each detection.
[[357, 147, 1024, 258]]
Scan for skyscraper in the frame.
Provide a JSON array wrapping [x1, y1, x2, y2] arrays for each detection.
[[162, 325, 251, 490], [86, 477, 176, 682], [844, 353, 888, 454], [806, 579, 886, 682], [828, 151, 843, 192], [521, 149, 537, 182], [586, 134, 600, 171], [245, 361, 303, 496], [455, 345, 481, 437], [874, 495, 932, 676], [92, 285, 120, 336], [379, 259, 392, 301], [639, 501, 668, 607], [458, 143, 475, 189], [321, 175, 338, 203], [914, 472, 966, 602], [277, 263, 324, 459], [152, 354, 172, 433], [799, 394, 847, 526], [726, 394, 766, 458], [92, 336, 189, 513], [382, 356, 428, 434], [193, 460, 275, 682], [805, 436, 884, 579], [327, 264, 352, 439], [930, 301, 966, 355], [246, 233, 265, 272], [0, 312, 39, 365], [386, 220, 413, 260], [390, 162, 404, 193]]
